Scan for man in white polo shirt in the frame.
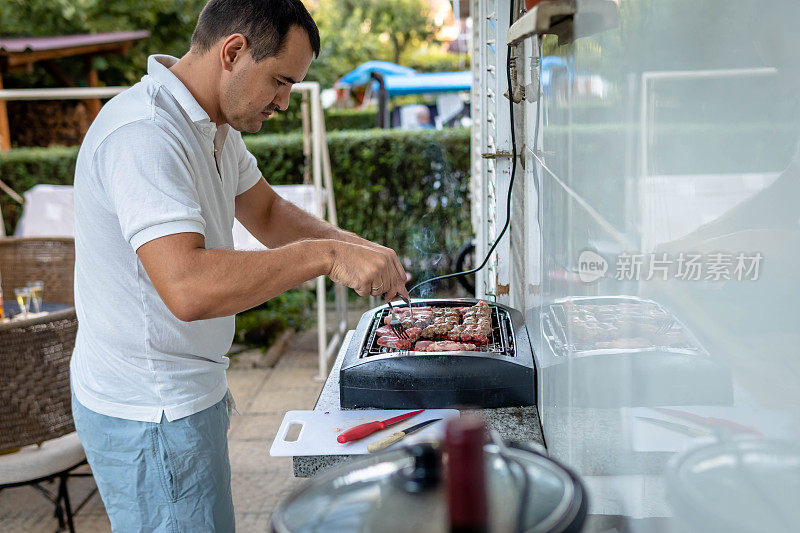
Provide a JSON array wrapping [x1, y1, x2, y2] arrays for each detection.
[[70, 0, 409, 530]]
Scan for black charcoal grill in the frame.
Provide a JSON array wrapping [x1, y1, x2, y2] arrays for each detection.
[[340, 298, 535, 409]]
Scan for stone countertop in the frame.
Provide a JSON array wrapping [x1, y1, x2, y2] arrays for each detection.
[[292, 330, 543, 478]]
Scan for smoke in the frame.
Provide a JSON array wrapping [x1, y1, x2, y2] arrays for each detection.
[[405, 140, 469, 297], [410, 222, 439, 298]]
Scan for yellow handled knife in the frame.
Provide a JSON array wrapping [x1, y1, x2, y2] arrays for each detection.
[[367, 418, 442, 453]]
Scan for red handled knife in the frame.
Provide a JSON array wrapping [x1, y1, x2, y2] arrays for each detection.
[[337, 409, 424, 443]]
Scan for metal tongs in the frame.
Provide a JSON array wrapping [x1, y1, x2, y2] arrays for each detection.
[[386, 296, 414, 339], [400, 295, 414, 319]]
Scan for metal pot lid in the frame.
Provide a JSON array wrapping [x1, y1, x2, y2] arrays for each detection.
[[271, 442, 587, 533], [666, 438, 800, 533]]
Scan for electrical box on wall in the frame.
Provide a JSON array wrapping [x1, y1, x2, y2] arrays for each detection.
[[507, 0, 619, 46]]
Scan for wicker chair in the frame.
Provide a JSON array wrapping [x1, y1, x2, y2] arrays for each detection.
[[0, 237, 75, 306], [0, 237, 85, 532]]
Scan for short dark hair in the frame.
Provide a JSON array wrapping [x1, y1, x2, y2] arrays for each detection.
[[191, 0, 320, 61]]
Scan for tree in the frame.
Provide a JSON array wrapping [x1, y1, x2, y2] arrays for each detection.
[[0, 0, 438, 90], [308, 0, 385, 87], [0, 0, 207, 87], [308, 0, 434, 86], [370, 0, 433, 64]]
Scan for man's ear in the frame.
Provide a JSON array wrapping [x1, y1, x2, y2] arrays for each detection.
[[220, 34, 248, 72]]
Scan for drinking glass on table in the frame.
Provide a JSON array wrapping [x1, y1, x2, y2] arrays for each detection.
[[27, 281, 43, 314], [14, 287, 31, 319]]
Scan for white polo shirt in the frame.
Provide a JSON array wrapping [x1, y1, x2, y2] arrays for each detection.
[[71, 55, 262, 422]]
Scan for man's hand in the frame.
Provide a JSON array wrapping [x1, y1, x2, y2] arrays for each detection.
[[328, 241, 409, 301], [235, 177, 410, 301]]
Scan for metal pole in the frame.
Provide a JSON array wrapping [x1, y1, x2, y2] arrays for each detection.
[[301, 92, 312, 184], [371, 72, 389, 128], [0, 86, 128, 100], [317, 97, 348, 349], [320, 118, 337, 227], [310, 83, 328, 380]]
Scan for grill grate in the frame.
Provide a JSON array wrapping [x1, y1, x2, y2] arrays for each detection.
[[360, 303, 516, 358]]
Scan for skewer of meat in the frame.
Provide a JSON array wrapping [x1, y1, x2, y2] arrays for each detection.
[[400, 316, 433, 329], [457, 302, 493, 344]]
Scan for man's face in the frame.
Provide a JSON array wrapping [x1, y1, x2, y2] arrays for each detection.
[[220, 25, 314, 133]]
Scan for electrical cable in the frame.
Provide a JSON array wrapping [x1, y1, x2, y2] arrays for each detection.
[[533, 38, 542, 191], [409, 0, 523, 297]]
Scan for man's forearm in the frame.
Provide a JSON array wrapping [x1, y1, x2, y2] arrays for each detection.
[[250, 195, 363, 248], [169, 239, 333, 321]]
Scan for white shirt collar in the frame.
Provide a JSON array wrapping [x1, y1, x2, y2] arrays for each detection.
[[147, 54, 213, 126]]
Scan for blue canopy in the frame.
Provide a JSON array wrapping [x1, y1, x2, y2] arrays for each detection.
[[382, 71, 471, 97], [541, 56, 570, 88], [337, 61, 417, 88], [339, 58, 564, 94]]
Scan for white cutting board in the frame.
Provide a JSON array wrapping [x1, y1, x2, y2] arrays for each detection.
[[270, 409, 460, 456]]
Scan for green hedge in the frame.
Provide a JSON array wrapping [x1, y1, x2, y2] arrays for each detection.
[[245, 127, 473, 284], [4, 120, 793, 294], [322, 108, 379, 131], [0, 128, 473, 285], [5, 120, 794, 243], [234, 289, 315, 349]]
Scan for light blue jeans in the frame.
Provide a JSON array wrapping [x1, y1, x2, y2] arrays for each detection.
[[72, 392, 235, 532]]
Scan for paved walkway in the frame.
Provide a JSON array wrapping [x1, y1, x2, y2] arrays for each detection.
[[0, 329, 325, 532]]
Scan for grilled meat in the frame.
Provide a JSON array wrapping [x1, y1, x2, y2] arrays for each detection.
[[417, 301, 492, 345], [384, 308, 434, 329], [377, 336, 412, 350], [376, 325, 395, 337], [422, 322, 456, 337], [379, 302, 493, 351], [378, 324, 424, 340], [424, 340, 477, 352], [403, 327, 422, 341], [400, 315, 433, 329], [449, 326, 489, 344], [414, 340, 434, 351], [447, 324, 465, 340]]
